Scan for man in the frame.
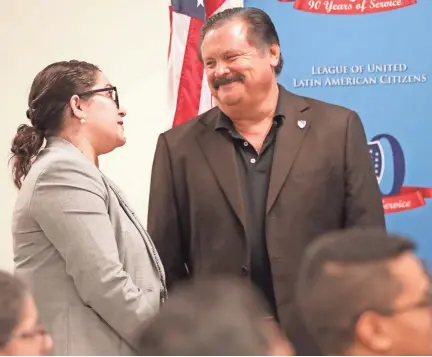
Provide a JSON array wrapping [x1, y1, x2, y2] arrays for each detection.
[[148, 7, 385, 354], [136, 277, 293, 356], [296, 228, 432, 356]]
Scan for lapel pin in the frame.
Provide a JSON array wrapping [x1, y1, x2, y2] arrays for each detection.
[[297, 120, 306, 129]]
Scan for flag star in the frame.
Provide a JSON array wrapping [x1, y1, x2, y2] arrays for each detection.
[[197, 0, 204, 7]]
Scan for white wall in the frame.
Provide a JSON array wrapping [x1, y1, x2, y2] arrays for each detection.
[[0, 0, 171, 271]]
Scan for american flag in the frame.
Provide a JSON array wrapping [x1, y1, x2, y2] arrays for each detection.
[[168, 0, 244, 128]]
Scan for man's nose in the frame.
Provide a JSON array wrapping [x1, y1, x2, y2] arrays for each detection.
[[214, 62, 230, 77]]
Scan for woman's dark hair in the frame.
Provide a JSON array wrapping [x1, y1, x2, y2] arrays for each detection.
[[0, 271, 28, 348], [10, 60, 100, 189]]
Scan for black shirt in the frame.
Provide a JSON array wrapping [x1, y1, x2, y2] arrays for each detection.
[[215, 104, 284, 317]]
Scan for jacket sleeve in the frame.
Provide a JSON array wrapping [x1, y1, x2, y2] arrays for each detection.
[[147, 133, 189, 288], [344, 111, 386, 228], [30, 160, 156, 351]]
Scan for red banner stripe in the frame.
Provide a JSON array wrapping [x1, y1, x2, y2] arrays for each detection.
[[382, 186, 432, 214], [280, 0, 416, 14]]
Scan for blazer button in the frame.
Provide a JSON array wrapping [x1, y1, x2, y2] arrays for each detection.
[[241, 265, 249, 276]]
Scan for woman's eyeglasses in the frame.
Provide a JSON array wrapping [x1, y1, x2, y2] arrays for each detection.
[[11, 324, 49, 341], [77, 86, 119, 109]]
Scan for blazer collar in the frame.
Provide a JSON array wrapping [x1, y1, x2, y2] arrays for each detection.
[[45, 136, 89, 159], [266, 86, 311, 213], [197, 85, 311, 228], [201, 84, 309, 128], [213, 84, 289, 132]]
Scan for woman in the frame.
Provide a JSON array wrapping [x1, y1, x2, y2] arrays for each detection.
[[0, 270, 53, 356], [10, 60, 167, 355]]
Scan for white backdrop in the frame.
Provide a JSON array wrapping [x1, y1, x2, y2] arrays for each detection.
[[0, 0, 171, 270]]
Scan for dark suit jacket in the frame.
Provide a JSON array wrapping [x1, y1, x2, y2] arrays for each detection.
[[147, 86, 385, 354]]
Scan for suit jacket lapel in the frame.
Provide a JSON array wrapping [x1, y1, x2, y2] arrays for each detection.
[[266, 89, 311, 214], [197, 115, 247, 231], [101, 175, 167, 286]]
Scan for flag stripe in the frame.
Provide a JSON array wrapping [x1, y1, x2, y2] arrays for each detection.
[[172, 17, 204, 127], [198, 72, 212, 115], [168, 6, 173, 58], [205, 0, 226, 17], [167, 11, 191, 125], [168, 0, 244, 128]]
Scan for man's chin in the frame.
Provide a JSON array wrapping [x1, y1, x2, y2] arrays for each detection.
[[215, 90, 244, 107], [217, 96, 243, 107]]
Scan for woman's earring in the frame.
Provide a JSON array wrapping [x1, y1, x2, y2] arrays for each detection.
[[80, 118, 86, 124]]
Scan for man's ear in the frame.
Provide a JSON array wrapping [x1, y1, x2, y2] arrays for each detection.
[[269, 44, 280, 70], [356, 311, 392, 353]]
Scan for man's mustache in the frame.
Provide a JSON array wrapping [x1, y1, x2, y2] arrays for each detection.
[[213, 75, 244, 89]]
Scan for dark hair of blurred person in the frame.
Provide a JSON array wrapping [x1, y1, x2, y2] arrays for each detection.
[[0, 270, 52, 356], [136, 277, 293, 356], [296, 228, 432, 356]]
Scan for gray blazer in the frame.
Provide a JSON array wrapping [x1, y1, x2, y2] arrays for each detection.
[[12, 136, 166, 355]]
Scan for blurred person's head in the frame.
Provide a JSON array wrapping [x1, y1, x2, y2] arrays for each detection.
[[0, 271, 52, 355], [136, 277, 293, 355], [10, 60, 127, 189], [296, 228, 432, 356]]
